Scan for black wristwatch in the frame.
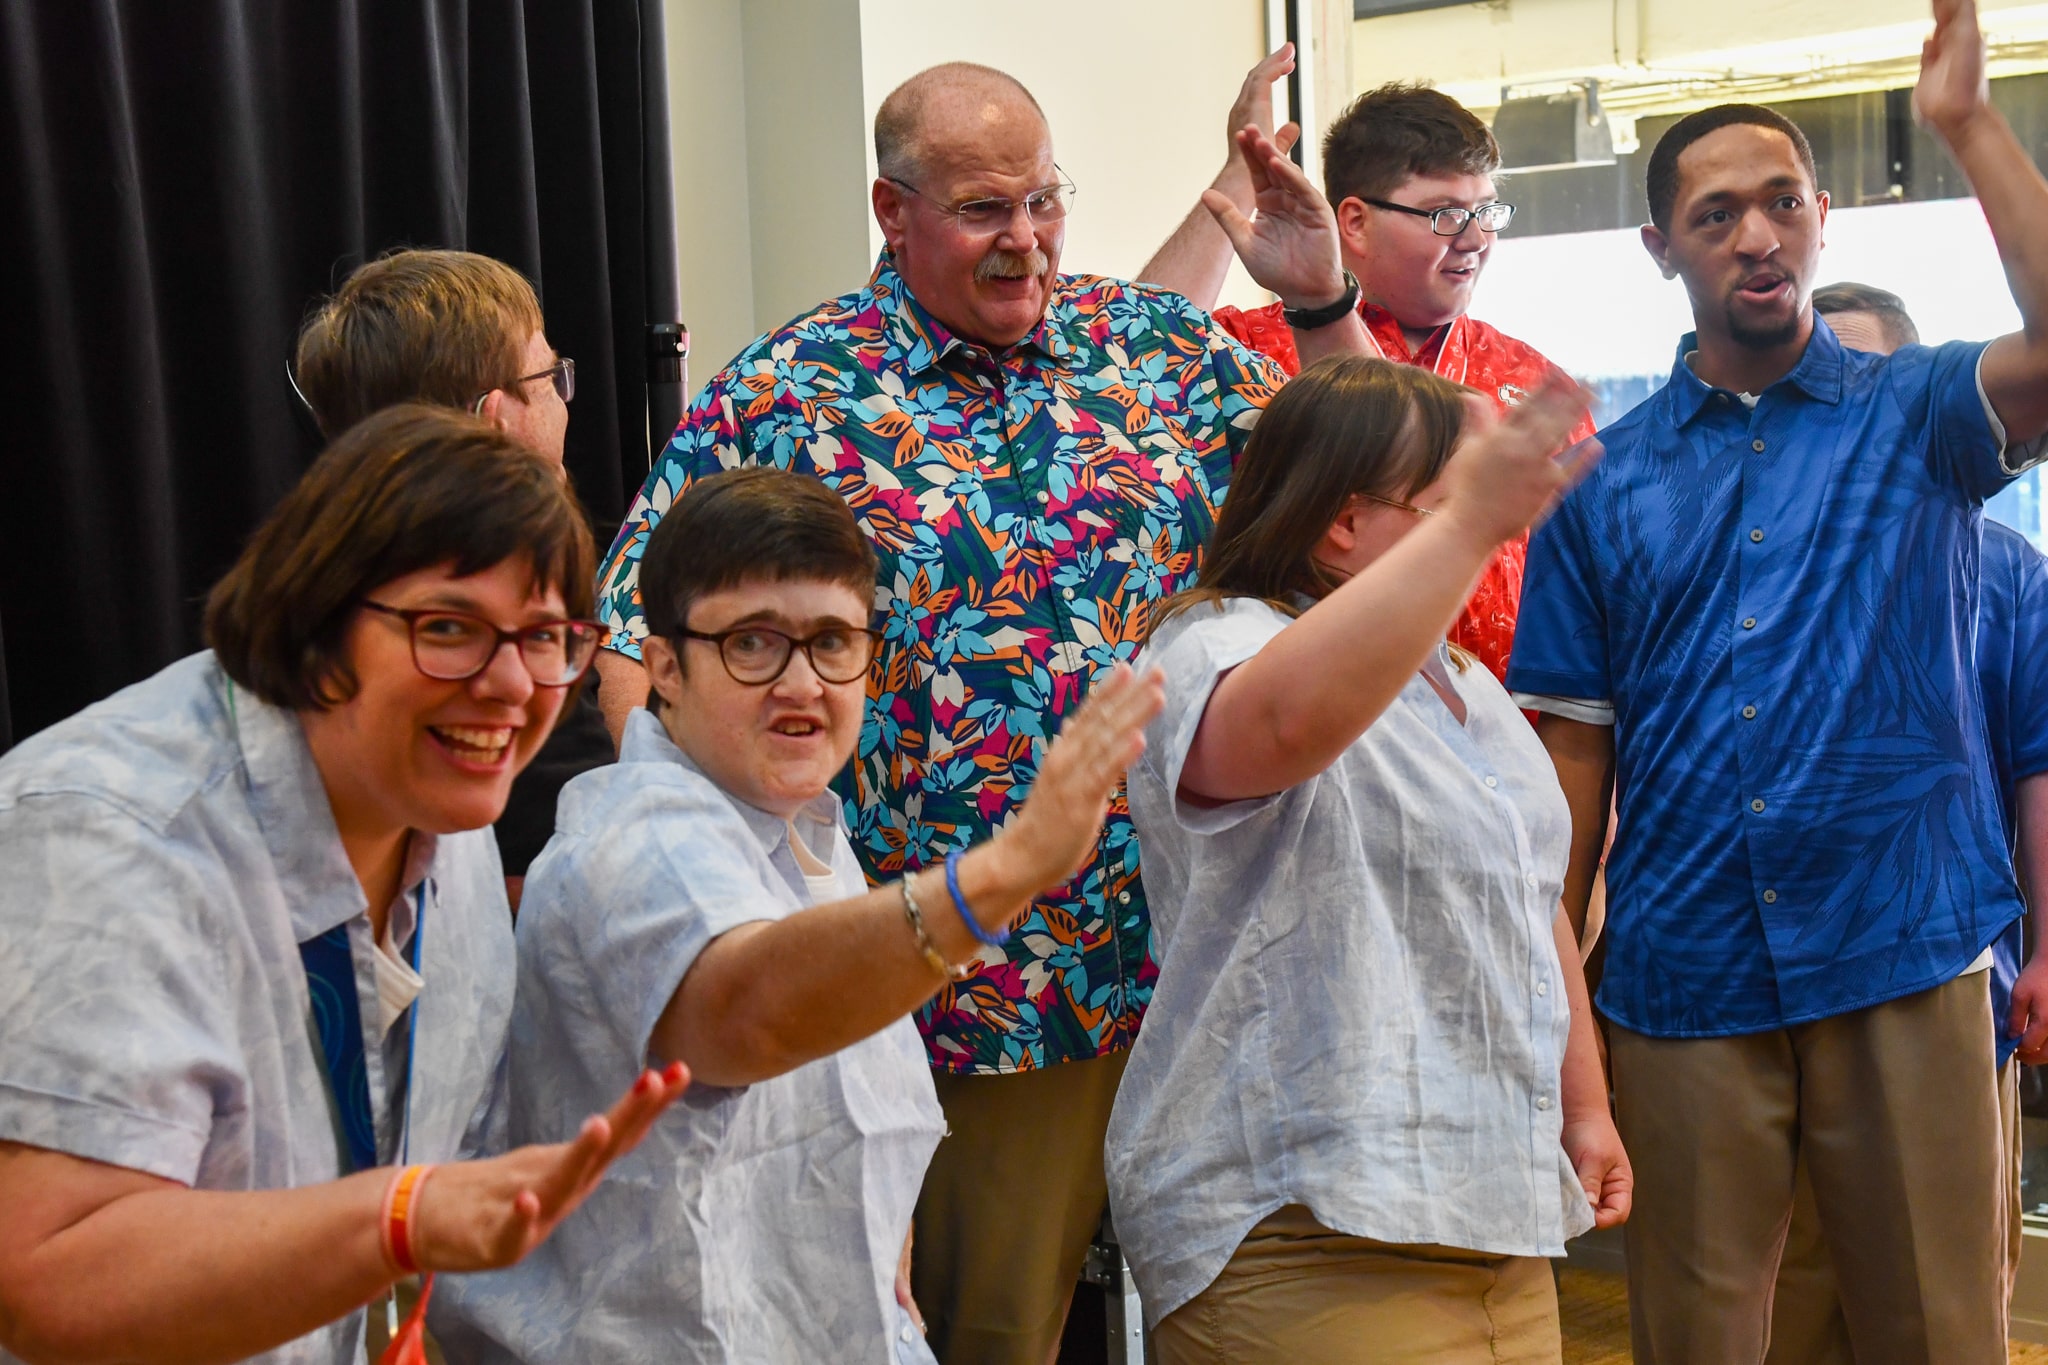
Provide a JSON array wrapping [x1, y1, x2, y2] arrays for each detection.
[[1281, 270, 1361, 331]]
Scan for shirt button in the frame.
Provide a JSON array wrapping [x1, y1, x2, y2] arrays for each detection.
[[1752, 438, 1766, 452], [1484, 775, 1500, 788], [1749, 528, 1764, 543], [1525, 871, 1539, 888], [1536, 1095, 1553, 1111], [1742, 704, 1758, 719], [1537, 980, 1549, 996], [1118, 891, 1131, 904], [1062, 587, 1076, 601], [1038, 489, 1051, 505], [1751, 797, 1766, 813], [1764, 889, 1779, 904], [1743, 617, 1757, 630]]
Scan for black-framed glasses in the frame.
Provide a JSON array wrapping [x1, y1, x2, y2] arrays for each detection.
[[472, 356, 575, 414], [361, 600, 601, 686], [676, 622, 882, 686], [1363, 198, 1515, 236], [886, 170, 1077, 236]]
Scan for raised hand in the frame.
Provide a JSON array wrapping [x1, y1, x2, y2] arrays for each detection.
[[409, 1063, 688, 1272], [994, 663, 1165, 892], [1437, 373, 1601, 549], [1202, 124, 1347, 310], [1225, 44, 1300, 164], [1914, 0, 1990, 138]]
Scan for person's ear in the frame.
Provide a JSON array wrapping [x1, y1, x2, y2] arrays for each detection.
[[1640, 222, 1678, 281], [1320, 496, 1365, 556], [1335, 196, 1372, 261], [872, 178, 910, 253], [474, 387, 510, 430], [642, 636, 686, 711]]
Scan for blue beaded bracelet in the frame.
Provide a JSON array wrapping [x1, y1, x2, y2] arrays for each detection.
[[945, 849, 1010, 947]]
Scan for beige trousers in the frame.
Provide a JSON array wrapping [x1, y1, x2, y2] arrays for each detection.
[[1609, 971, 2008, 1365], [1153, 1204, 1561, 1365], [1764, 1060, 2022, 1365], [910, 1049, 1128, 1365]]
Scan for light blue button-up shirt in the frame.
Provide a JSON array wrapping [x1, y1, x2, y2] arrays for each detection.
[[1111, 599, 1594, 1327], [433, 709, 945, 1364], [0, 652, 514, 1365]]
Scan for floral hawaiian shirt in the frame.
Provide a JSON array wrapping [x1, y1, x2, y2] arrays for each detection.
[[1213, 298, 1596, 684], [596, 254, 1285, 1074]]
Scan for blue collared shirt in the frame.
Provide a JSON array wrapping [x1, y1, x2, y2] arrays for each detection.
[[1509, 321, 2032, 1037], [1978, 522, 2048, 1063], [0, 653, 513, 1365]]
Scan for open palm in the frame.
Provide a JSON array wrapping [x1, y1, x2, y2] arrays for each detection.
[[1202, 125, 1346, 307], [1914, 0, 1988, 136]]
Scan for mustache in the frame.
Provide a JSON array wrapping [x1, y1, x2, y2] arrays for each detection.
[[974, 247, 1049, 283]]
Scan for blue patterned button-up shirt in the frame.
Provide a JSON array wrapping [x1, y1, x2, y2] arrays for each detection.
[[1510, 321, 2035, 1037], [594, 254, 1283, 1074]]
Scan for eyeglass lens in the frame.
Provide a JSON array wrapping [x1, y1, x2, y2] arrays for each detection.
[[409, 612, 600, 685], [719, 626, 876, 685], [954, 187, 1072, 234], [1431, 203, 1514, 235]]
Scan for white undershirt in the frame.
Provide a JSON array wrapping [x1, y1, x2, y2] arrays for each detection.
[[786, 820, 841, 906]]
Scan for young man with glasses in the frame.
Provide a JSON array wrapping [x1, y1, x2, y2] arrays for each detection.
[[588, 60, 1295, 1365], [437, 467, 1162, 1364], [1142, 78, 1595, 683], [294, 248, 607, 910]]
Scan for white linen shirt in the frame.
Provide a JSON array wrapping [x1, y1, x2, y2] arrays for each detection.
[[1108, 598, 1595, 1327], [432, 709, 945, 1365], [0, 652, 514, 1365]]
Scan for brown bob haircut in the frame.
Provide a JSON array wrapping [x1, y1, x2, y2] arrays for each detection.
[[294, 249, 544, 438], [1322, 82, 1501, 210], [205, 403, 595, 710], [638, 468, 877, 699], [1156, 355, 1468, 632]]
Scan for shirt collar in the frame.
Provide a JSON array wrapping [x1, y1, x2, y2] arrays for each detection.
[[618, 707, 839, 857], [220, 660, 371, 943], [868, 251, 1069, 381], [1664, 316, 1847, 425]]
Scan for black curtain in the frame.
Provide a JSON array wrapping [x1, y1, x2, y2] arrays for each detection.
[[0, 0, 678, 749]]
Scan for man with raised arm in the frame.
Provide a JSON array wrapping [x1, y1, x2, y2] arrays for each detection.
[[1141, 67, 1594, 682], [1507, 0, 2048, 1355]]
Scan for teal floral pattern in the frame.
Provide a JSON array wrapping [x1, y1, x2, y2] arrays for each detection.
[[596, 254, 1283, 1074]]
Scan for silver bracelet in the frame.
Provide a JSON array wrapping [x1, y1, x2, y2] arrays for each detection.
[[901, 873, 971, 982]]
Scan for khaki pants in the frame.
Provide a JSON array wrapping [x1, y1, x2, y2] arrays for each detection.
[[1153, 1204, 1561, 1365], [1610, 971, 2007, 1365], [911, 1049, 1127, 1365], [1765, 1060, 2023, 1365]]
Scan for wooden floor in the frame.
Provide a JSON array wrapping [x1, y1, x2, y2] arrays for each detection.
[[1559, 1268, 2048, 1363]]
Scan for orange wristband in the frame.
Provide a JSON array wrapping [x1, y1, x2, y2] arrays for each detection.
[[378, 1163, 437, 1275]]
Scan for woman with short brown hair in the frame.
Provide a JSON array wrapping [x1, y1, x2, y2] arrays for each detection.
[[1109, 357, 1626, 1364], [0, 405, 683, 1365]]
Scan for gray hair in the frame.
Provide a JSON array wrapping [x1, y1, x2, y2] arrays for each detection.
[[874, 62, 1045, 183], [1812, 281, 1920, 350]]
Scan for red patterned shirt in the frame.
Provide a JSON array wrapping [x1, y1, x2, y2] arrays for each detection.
[[1211, 299, 1596, 683]]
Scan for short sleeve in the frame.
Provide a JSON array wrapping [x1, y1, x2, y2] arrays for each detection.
[[2005, 539, 2048, 781], [1144, 600, 1294, 836], [1210, 301, 1299, 375], [1505, 484, 1612, 702], [1905, 340, 2007, 501], [545, 781, 785, 1066], [1185, 303, 1286, 489], [594, 376, 759, 660], [0, 796, 237, 1183]]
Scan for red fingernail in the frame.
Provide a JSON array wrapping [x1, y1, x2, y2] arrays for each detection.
[[634, 1072, 653, 1095], [664, 1061, 686, 1085]]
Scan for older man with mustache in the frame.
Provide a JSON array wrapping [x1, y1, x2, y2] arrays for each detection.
[[588, 63, 1304, 1365]]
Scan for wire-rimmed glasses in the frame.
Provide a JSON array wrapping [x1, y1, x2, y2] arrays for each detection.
[[360, 601, 601, 686], [886, 171, 1078, 236]]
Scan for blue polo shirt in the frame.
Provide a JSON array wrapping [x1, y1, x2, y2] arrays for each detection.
[[1978, 521, 2048, 1064], [1509, 320, 2030, 1038]]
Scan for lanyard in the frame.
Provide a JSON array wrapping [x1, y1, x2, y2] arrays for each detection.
[[300, 885, 426, 1173]]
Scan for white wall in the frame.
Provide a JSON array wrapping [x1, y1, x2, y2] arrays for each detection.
[[856, 0, 1273, 308]]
